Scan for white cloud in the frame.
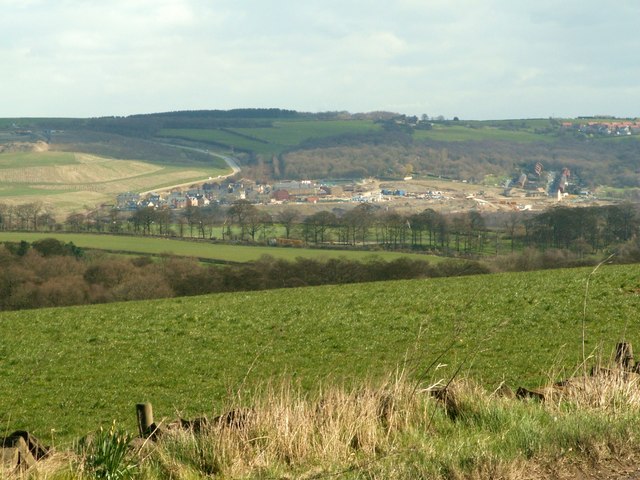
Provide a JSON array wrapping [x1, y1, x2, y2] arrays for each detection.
[[1, 0, 639, 118]]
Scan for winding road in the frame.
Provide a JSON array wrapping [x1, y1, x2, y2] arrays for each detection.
[[140, 146, 241, 195]]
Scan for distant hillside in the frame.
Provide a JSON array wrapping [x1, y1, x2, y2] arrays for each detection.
[[2, 110, 640, 191]]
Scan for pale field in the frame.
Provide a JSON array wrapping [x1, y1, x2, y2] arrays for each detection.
[[0, 156, 163, 184], [0, 151, 228, 217]]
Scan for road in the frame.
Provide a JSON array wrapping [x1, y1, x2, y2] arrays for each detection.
[[139, 146, 241, 195]]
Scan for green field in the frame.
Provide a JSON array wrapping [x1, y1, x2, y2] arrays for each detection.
[[161, 121, 548, 152], [159, 120, 382, 156], [0, 232, 439, 263], [414, 125, 549, 143], [0, 264, 638, 442], [0, 151, 78, 168], [230, 119, 381, 145], [158, 128, 279, 156]]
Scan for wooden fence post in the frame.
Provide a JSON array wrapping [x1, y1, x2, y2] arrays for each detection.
[[615, 342, 634, 370], [136, 403, 154, 437]]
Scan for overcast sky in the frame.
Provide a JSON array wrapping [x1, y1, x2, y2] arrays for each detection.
[[2, 0, 639, 119]]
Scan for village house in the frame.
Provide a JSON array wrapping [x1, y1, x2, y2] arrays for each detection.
[[271, 189, 290, 202], [116, 192, 140, 209], [273, 180, 318, 196], [167, 192, 188, 209]]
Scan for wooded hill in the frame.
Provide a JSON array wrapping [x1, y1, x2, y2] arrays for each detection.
[[3, 110, 640, 192]]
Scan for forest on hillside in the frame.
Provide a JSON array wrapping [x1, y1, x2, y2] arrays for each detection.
[[279, 135, 640, 189]]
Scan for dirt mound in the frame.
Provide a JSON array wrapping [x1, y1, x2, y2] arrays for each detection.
[[0, 141, 49, 154]]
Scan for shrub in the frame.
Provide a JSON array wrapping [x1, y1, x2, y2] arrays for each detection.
[[76, 422, 137, 480]]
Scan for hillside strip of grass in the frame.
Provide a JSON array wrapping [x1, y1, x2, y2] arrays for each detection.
[[0, 264, 638, 442], [0, 151, 78, 168], [158, 120, 383, 156], [230, 119, 381, 145], [157, 128, 280, 156], [0, 232, 439, 263], [414, 125, 550, 143]]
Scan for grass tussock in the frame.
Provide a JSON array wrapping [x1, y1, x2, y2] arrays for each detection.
[[139, 368, 640, 479], [9, 367, 640, 479]]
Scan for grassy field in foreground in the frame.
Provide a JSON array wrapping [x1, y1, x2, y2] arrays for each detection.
[[0, 264, 638, 442], [0, 232, 439, 263]]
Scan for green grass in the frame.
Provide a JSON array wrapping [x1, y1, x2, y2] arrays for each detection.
[[158, 120, 382, 156], [414, 125, 549, 143], [160, 121, 548, 153], [0, 185, 75, 196], [230, 119, 381, 145], [0, 151, 78, 168], [0, 232, 438, 263], [158, 128, 280, 156], [0, 264, 638, 442], [109, 164, 229, 189]]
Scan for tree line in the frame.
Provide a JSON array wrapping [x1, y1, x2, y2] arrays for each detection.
[[0, 238, 487, 311], [279, 137, 640, 188], [1, 201, 639, 259]]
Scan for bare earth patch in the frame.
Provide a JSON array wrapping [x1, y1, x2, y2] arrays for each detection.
[[0, 140, 49, 154]]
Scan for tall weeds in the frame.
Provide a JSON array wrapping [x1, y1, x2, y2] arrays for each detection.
[[133, 365, 640, 479], [11, 365, 640, 479]]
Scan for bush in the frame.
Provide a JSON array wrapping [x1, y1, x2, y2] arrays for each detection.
[[76, 422, 137, 480]]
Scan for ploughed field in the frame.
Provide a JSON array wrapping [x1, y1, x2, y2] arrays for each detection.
[[0, 264, 638, 443]]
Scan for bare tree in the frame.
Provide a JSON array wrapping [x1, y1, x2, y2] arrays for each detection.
[[0, 203, 14, 230], [66, 212, 86, 232], [276, 208, 299, 239], [228, 200, 259, 240], [303, 211, 336, 244]]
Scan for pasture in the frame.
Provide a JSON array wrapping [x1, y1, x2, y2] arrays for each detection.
[[0, 264, 638, 442], [230, 119, 381, 145], [159, 120, 553, 154], [158, 128, 279, 156], [158, 119, 382, 156], [414, 125, 549, 143], [0, 232, 440, 263], [0, 151, 77, 168]]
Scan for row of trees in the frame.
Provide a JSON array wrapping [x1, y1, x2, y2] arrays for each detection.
[[0, 238, 487, 311], [66, 202, 492, 254], [1, 201, 639, 258], [522, 204, 639, 254]]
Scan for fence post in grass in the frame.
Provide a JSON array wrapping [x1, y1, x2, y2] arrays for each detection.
[[136, 403, 154, 437], [615, 342, 634, 370]]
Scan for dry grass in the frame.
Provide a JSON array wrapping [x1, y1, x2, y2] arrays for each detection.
[[140, 364, 640, 479], [144, 371, 434, 479], [6, 362, 640, 479]]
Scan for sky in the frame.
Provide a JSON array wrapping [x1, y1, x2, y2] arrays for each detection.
[[2, 0, 639, 119]]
